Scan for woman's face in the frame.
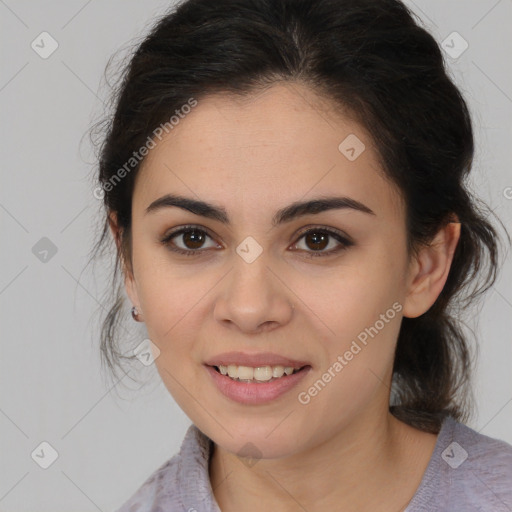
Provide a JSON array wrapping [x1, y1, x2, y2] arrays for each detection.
[[122, 82, 418, 458]]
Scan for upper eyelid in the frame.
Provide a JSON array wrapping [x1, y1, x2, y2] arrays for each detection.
[[162, 224, 352, 246], [163, 225, 217, 243]]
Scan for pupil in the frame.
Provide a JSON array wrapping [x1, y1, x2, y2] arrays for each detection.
[[184, 230, 204, 249], [306, 232, 328, 250]]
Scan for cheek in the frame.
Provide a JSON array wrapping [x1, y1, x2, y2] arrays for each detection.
[[138, 271, 207, 407], [296, 299, 402, 432], [306, 248, 405, 342], [302, 245, 405, 393], [133, 242, 210, 337]]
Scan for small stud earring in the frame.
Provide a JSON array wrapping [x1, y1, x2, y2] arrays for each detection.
[[131, 306, 142, 322]]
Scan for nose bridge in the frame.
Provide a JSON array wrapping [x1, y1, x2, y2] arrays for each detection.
[[229, 239, 275, 304], [214, 236, 293, 331]]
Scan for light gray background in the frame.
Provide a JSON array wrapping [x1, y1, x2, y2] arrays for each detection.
[[1, 1, 511, 510]]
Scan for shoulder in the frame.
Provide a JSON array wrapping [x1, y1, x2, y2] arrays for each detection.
[[446, 419, 512, 493], [408, 416, 512, 512], [115, 423, 215, 512], [115, 452, 182, 512]]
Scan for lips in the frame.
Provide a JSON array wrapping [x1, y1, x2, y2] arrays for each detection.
[[205, 363, 312, 404], [204, 351, 311, 369]]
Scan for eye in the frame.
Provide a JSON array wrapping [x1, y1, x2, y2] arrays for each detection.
[[291, 226, 354, 258], [160, 225, 219, 256], [160, 225, 353, 258]]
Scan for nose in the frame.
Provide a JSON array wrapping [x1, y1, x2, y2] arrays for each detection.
[[213, 250, 294, 334]]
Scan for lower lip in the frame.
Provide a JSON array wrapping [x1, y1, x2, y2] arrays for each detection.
[[204, 364, 311, 405]]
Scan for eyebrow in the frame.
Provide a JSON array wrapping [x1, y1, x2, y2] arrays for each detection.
[[145, 193, 375, 226]]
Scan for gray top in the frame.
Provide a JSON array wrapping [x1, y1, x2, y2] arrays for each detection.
[[116, 415, 512, 512]]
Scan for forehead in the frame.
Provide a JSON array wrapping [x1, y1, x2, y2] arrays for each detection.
[[133, 82, 404, 222]]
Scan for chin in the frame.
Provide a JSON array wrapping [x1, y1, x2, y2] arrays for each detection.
[[199, 418, 307, 460]]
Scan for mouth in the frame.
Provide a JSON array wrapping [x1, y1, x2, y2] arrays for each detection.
[[204, 363, 312, 404]]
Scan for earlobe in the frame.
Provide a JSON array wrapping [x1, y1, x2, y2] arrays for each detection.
[[402, 220, 461, 318]]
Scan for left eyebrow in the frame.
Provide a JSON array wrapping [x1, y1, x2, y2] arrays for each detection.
[[145, 193, 376, 227]]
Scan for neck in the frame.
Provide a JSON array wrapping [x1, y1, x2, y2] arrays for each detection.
[[208, 408, 438, 512]]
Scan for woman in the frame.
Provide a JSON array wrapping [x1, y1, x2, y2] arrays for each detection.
[[90, 0, 512, 510]]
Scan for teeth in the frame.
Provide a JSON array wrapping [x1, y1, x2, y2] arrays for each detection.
[[272, 365, 285, 378], [218, 364, 300, 381]]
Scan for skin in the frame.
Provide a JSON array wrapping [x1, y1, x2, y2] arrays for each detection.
[[110, 82, 461, 511]]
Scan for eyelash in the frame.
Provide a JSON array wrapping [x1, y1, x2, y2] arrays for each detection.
[[160, 224, 354, 259]]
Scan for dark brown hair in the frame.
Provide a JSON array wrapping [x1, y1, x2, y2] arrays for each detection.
[[88, 0, 509, 433]]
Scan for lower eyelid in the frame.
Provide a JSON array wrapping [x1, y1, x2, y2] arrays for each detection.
[[162, 227, 352, 256]]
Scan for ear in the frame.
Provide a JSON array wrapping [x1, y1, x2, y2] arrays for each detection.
[[402, 218, 461, 318], [108, 212, 140, 311]]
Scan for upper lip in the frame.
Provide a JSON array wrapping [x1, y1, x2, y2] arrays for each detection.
[[204, 351, 311, 369]]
